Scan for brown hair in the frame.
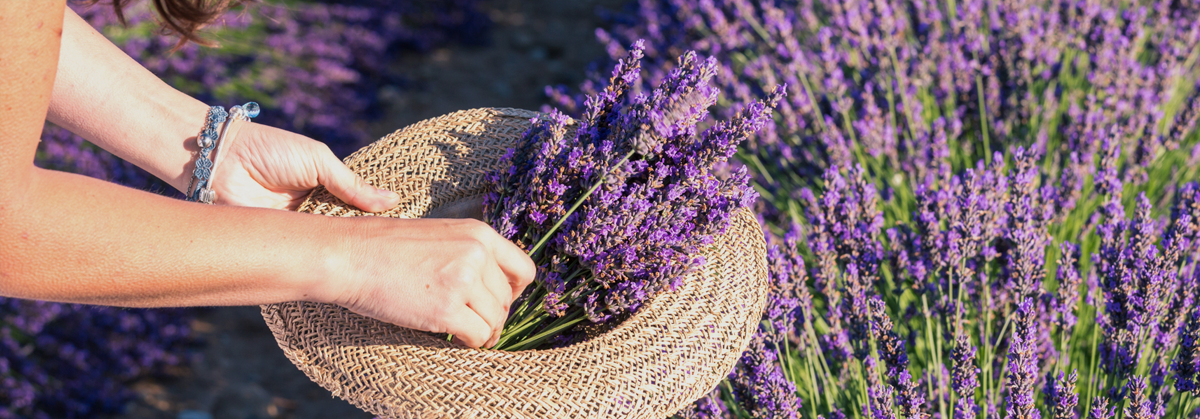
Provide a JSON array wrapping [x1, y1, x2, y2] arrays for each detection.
[[97, 0, 244, 49]]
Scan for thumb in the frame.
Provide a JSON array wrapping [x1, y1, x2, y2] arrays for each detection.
[[317, 152, 400, 213]]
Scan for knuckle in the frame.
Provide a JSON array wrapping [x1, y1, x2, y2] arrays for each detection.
[[461, 218, 495, 237], [521, 259, 537, 283], [456, 237, 490, 263], [314, 142, 335, 156], [443, 264, 478, 291]]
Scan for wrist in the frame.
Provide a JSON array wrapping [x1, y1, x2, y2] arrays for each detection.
[[291, 214, 362, 305], [165, 98, 215, 193]]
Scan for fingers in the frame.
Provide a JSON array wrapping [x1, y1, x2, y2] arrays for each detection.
[[487, 233, 537, 304], [444, 305, 494, 349], [317, 149, 400, 213], [480, 259, 515, 347], [466, 275, 509, 348], [480, 256, 515, 311]]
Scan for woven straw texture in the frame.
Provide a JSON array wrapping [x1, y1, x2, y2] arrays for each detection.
[[260, 108, 769, 419]]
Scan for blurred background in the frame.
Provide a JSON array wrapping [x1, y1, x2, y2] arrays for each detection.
[[22, 1, 622, 418]]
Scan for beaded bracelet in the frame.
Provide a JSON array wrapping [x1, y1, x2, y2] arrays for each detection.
[[186, 102, 260, 204]]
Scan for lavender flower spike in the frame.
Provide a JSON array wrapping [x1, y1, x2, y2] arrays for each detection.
[[1045, 370, 1080, 419], [1174, 306, 1200, 395], [1005, 300, 1041, 419]]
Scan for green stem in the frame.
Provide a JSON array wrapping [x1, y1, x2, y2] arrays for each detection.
[[975, 75, 992, 164], [888, 51, 920, 144], [797, 71, 827, 134], [804, 351, 821, 419], [1084, 315, 1101, 415], [1170, 391, 1186, 419], [494, 311, 548, 348], [502, 310, 587, 351], [722, 380, 751, 419], [922, 295, 939, 411], [982, 284, 995, 413]]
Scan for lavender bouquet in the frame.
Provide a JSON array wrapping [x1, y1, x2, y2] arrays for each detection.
[[484, 41, 781, 351]]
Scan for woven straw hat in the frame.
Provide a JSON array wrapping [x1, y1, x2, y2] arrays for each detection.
[[260, 108, 770, 419]]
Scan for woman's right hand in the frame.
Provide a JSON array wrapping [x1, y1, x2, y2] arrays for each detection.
[[310, 216, 537, 349]]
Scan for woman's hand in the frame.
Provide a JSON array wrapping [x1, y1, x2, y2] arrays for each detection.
[[211, 121, 400, 212], [314, 216, 537, 348], [217, 122, 535, 348]]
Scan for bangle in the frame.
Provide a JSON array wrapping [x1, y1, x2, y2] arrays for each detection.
[[186, 106, 228, 203], [186, 102, 260, 204]]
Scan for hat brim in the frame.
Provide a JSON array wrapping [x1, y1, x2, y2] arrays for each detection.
[[260, 107, 769, 419]]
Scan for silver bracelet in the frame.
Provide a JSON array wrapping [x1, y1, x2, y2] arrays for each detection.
[[186, 102, 260, 204], [186, 106, 228, 203]]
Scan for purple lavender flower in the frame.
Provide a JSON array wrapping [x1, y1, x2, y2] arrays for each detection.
[[1088, 397, 1116, 419], [1045, 371, 1079, 419], [1055, 242, 1083, 337], [869, 297, 926, 419], [1174, 306, 1200, 395], [952, 330, 980, 419], [805, 165, 885, 360], [0, 300, 199, 417], [675, 387, 729, 419], [865, 355, 898, 419], [1005, 300, 1041, 419], [1122, 377, 1162, 419], [764, 237, 806, 343], [1003, 147, 1052, 302], [729, 334, 802, 419], [1094, 194, 1157, 382]]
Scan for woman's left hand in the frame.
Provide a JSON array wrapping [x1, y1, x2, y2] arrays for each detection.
[[210, 121, 401, 212]]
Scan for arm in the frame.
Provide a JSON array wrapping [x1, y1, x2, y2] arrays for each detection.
[[48, 7, 395, 211], [1, 3, 534, 348], [46, 6, 207, 195]]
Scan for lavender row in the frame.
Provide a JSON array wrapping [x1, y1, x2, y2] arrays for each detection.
[[556, 0, 1200, 230], [0, 300, 198, 418], [547, 0, 1200, 417]]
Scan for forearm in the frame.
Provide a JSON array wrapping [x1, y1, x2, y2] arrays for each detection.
[[0, 167, 336, 308], [47, 7, 209, 193]]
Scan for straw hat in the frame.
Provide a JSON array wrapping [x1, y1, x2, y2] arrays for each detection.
[[260, 108, 769, 419]]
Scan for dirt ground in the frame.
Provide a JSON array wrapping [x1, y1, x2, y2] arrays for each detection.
[[109, 1, 622, 418], [370, 0, 624, 136]]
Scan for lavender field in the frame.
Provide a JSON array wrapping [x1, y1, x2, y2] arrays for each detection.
[[14, 0, 1200, 418]]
